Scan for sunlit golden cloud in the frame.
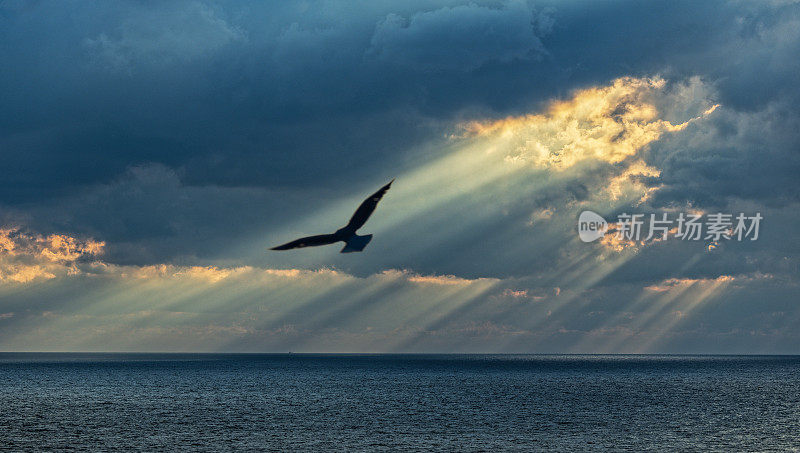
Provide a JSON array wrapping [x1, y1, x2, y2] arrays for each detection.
[[644, 275, 734, 292], [604, 160, 661, 203], [0, 228, 104, 283], [461, 77, 716, 170], [403, 270, 494, 286]]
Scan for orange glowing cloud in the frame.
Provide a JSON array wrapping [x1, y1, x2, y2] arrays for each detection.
[[403, 271, 495, 286], [461, 77, 719, 171], [0, 228, 105, 283], [38, 234, 105, 262], [644, 275, 736, 292]]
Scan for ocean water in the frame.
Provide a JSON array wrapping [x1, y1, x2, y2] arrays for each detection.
[[1, 354, 798, 451]]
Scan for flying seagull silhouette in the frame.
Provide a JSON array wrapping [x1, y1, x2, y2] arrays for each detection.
[[270, 179, 394, 253]]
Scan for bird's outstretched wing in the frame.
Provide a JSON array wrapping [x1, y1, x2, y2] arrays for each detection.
[[345, 179, 393, 232], [270, 234, 339, 250]]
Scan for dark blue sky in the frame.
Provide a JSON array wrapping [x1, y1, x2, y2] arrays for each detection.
[[0, 0, 798, 352]]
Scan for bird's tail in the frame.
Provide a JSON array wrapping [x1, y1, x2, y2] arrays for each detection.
[[340, 234, 372, 253]]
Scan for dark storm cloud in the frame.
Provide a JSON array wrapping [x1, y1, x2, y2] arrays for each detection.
[[1, 0, 799, 269], [367, 2, 551, 72], [0, 0, 555, 201], [646, 103, 800, 208]]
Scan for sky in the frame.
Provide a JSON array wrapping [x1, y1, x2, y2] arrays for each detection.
[[1, 0, 799, 353]]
